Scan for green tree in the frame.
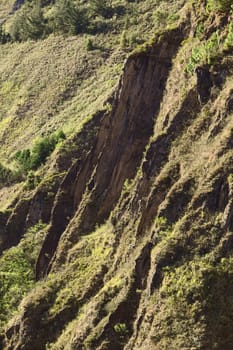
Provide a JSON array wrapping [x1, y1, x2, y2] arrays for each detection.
[[89, 0, 114, 18], [10, 1, 47, 41], [15, 149, 31, 172], [30, 136, 53, 170], [52, 0, 88, 35]]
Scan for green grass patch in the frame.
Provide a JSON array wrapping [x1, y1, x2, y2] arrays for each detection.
[[0, 222, 47, 329]]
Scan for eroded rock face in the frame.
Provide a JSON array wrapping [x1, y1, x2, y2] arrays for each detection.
[[0, 175, 61, 253], [2, 7, 233, 350], [35, 24, 186, 280]]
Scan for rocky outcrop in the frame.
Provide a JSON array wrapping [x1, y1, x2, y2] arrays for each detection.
[[36, 23, 187, 279], [0, 174, 61, 253]]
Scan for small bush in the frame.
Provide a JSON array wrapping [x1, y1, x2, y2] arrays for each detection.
[[0, 24, 11, 44], [30, 136, 54, 170], [113, 323, 128, 337], [15, 130, 66, 173], [0, 163, 20, 187], [153, 10, 168, 28], [207, 0, 233, 12], [120, 30, 127, 48], [52, 0, 89, 35], [25, 171, 41, 190], [86, 38, 94, 51], [185, 31, 220, 73], [89, 0, 114, 19], [224, 22, 233, 49], [10, 2, 48, 41], [0, 163, 14, 185], [14, 149, 31, 172]]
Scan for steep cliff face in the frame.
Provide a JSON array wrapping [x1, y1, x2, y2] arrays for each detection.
[[1, 2, 233, 350]]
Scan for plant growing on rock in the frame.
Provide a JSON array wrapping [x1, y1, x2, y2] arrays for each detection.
[[113, 323, 129, 337]]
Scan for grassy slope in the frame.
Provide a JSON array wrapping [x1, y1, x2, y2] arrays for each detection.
[[4, 0, 233, 349], [0, 0, 184, 210], [0, 34, 123, 158], [0, 2, 132, 160], [0, 0, 185, 160], [0, 0, 15, 22]]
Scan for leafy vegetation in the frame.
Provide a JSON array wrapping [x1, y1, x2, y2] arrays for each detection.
[[185, 30, 221, 73], [207, 0, 233, 12], [153, 216, 173, 242], [224, 22, 233, 49], [0, 222, 47, 329], [9, 1, 49, 41], [51, 0, 89, 35], [25, 170, 41, 190], [157, 254, 233, 348], [86, 37, 94, 51], [6, 0, 119, 42], [14, 130, 65, 173], [114, 323, 129, 337], [0, 24, 10, 44], [0, 162, 16, 187], [89, 0, 114, 19]]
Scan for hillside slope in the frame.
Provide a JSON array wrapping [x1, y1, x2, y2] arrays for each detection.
[[1, 0, 233, 349]]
